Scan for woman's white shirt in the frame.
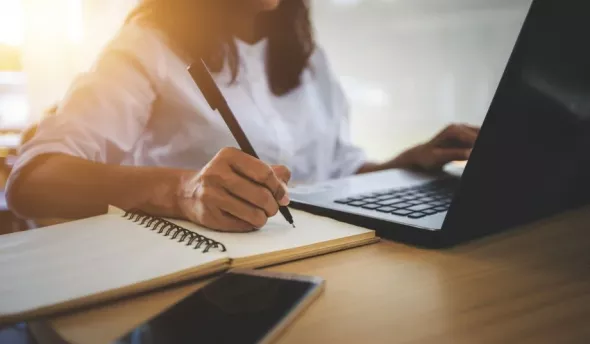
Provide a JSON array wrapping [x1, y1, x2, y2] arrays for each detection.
[[9, 23, 367, 187]]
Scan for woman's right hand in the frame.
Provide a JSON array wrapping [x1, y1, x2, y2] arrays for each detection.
[[178, 147, 291, 232]]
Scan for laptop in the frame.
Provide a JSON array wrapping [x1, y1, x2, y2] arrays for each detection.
[[290, 0, 590, 248]]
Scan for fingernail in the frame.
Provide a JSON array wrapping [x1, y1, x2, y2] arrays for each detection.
[[279, 192, 290, 206], [279, 195, 290, 206]]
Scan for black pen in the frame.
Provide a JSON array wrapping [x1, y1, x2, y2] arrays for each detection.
[[188, 59, 295, 228]]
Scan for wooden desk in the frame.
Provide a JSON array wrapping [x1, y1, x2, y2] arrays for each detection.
[[32, 207, 590, 344]]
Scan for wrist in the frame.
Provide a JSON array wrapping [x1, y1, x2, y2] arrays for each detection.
[[356, 144, 428, 174], [389, 146, 423, 170], [117, 166, 191, 219], [356, 155, 410, 175]]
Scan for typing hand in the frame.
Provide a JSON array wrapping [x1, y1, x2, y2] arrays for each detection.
[[400, 124, 480, 171], [178, 147, 291, 232]]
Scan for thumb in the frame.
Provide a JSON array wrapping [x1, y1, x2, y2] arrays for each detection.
[[271, 165, 291, 184], [270, 165, 291, 206]]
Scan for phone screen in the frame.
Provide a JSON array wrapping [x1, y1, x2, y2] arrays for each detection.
[[113, 272, 320, 344]]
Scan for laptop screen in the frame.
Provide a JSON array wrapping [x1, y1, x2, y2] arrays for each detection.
[[444, 0, 590, 238]]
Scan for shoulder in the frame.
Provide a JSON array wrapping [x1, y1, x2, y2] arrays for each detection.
[[306, 45, 338, 96], [308, 45, 333, 82], [306, 45, 348, 113], [93, 22, 183, 82]]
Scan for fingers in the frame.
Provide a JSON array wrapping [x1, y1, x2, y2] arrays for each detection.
[[216, 212, 259, 233], [206, 209, 258, 233], [432, 148, 472, 167], [437, 124, 479, 148], [214, 190, 268, 229], [271, 165, 291, 184], [179, 147, 293, 233], [204, 205, 256, 233], [271, 165, 291, 206], [222, 175, 279, 217], [196, 186, 268, 230], [219, 148, 290, 205], [232, 162, 286, 204], [465, 124, 481, 134], [178, 195, 255, 233]]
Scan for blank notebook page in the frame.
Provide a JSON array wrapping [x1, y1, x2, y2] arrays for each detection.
[[169, 209, 375, 260], [0, 213, 228, 320]]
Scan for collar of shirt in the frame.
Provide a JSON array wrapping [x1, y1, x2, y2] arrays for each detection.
[[235, 38, 268, 83]]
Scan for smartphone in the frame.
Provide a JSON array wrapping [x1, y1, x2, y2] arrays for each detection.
[[113, 269, 324, 344]]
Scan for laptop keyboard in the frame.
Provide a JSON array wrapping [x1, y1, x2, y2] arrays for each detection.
[[334, 179, 458, 219]]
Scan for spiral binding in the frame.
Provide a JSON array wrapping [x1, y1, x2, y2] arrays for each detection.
[[123, 210, 227, 253]]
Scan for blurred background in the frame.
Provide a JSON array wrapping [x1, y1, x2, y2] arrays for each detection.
[[0, 0, 531, 160]]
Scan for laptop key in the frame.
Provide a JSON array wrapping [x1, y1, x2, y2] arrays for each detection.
[[394, 202, 413, 209], [378, 198, 404, 206], [407, 204, 432, 212], [408, 212, 427, 219], [376, 206, 396, 212], [434, 206, 448, 211], [362, 204, 381, 210], [347, 196, 365, 201], [348, 201, 367, 207], [429, 200, 445, 206], [391, 209, 412, 216], [361, 198, 379, 203], [423, 209, 438, 215]]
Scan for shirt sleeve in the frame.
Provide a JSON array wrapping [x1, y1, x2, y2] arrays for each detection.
[[7, 25, 158, 188], [313, 48, 368, 179]]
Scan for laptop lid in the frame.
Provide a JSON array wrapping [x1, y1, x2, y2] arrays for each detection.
[[442, 0, 590, 241]]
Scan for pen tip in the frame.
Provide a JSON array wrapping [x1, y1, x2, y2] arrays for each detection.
[[292, 223, 296, 228]]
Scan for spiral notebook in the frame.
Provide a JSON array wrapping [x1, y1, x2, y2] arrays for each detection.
[[0, 207, 377, 325]]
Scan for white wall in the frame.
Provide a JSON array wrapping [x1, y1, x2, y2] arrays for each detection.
[[312, 0, 532, 161]]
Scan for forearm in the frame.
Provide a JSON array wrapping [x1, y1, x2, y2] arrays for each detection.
[[356, 147, 420, 174], [6, 154, 189, 220]]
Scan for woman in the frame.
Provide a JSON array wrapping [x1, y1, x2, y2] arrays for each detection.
[[6, 0, 478, 232]]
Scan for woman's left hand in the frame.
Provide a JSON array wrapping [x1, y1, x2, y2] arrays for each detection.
[[400, 124, 480, 171], [357, 123, 480, 174]]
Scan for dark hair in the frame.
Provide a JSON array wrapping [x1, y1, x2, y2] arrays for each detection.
[[127, 0, 315, 95]]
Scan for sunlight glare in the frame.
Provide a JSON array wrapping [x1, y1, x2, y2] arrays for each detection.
[[66, 0, 84, 43], [19, 0, 84, 46], [0, 0, 25, 46]]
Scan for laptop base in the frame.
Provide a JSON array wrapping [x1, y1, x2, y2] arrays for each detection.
[[290, 201, 448, 249]]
